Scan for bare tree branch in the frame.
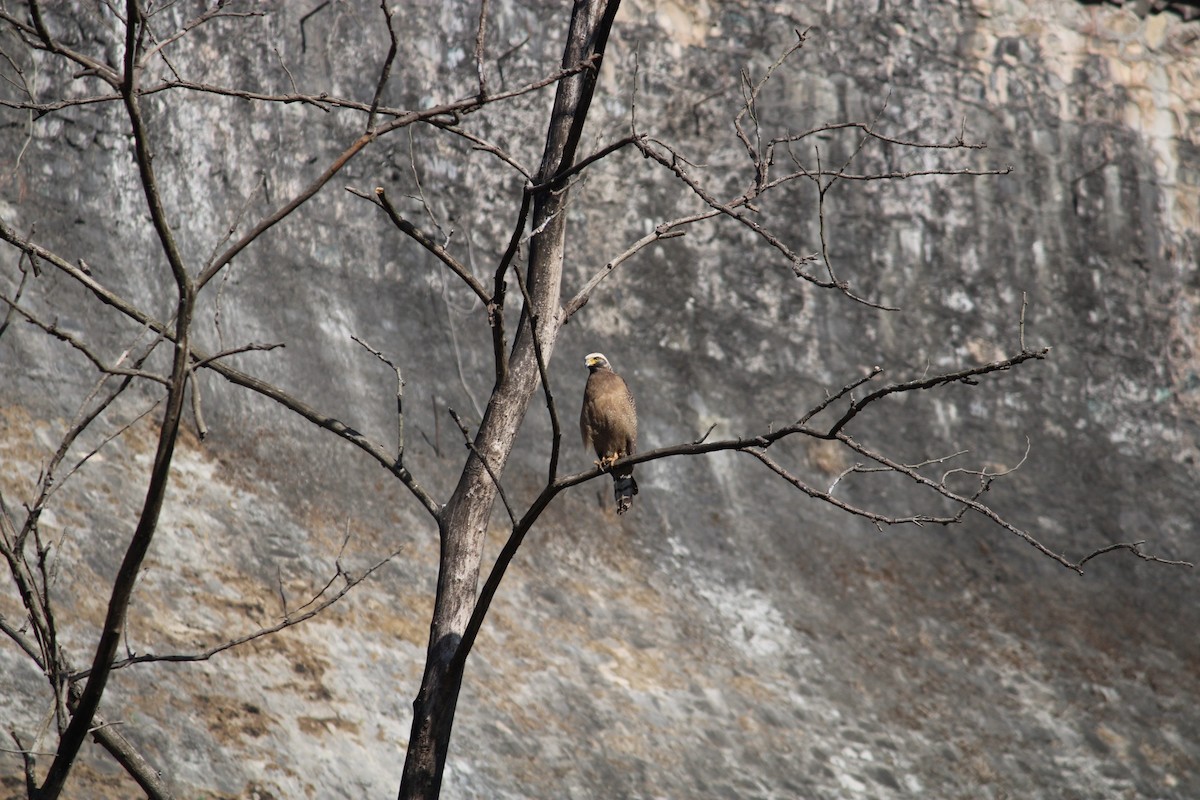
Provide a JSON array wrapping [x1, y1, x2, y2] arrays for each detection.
[[734, 28, 808, 187], [2, 4, 120, 85], [527, 134, 643, 194], [350, 186, 491, 305], [429, 121, 533, 179], [36, 1, 198, 790], [352, 335, 406, 465], [195, 55, 602, 291], [367, 0, 399, 133], [448, 408, 517, 525], [562, 218, 689, 320], [766, 119, 993, 155], [823, 347, 1051, 437], [1077, 540, 1193, 570], [0, 91, 124, 114], [474, 0, 491, 98], [140, 3, 261, 68], [0, 221, 443, 518], [71, 547, 403, 678], [832, 432, 1064, 573], [488, 188, 534, 386], [798, 366, 883, 425], [744, 448, 961, 528], [0, 295, 169, 384], [512, 261, 562, 482]]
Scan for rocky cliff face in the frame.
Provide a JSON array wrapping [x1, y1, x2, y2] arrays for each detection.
[[1, 1, 1198, 798]]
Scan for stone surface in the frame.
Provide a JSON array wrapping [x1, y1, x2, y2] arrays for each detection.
[[1, 1, 1198, 799]]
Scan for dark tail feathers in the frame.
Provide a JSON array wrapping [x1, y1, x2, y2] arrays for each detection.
[[613, 472, 638, 515]]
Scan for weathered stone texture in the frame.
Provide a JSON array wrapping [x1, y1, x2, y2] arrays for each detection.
[[1, 1, 1198, 798]]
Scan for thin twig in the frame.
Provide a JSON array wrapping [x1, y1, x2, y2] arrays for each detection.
[[837, 432, 1077, 569], [367, 0, 398, 133], [52, 398, 164, 505], [941, 439, 1028, 486], [429, 121, 532, 179], [562, 216, 691, 321], [733, 28, 808, 186], [1077, 541, 1193, 570], [194, 54, 602, 291], [439, 270, 487, 420], [351, 335, 405, 464], [204, 174, 265, 282], [448, 408, 517, 524], [0, 222, 442, 518], [474, 0, 490, 98], [488, 189, 534, 385], [0, 296, 169, 385], [189, 341, 285, 369], [825, 348, 1050, 438], [799, 366, 883, 425], [139, 4, 260, 66], [513, 264, 562, 482], [745, 448, 959, 528], [1019, 291, 1028, 352], [350, 186, 490, 305], [72, 548, 403, 678]]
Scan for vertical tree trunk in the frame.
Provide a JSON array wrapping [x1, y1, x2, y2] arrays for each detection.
[[397, 2, 619, 798]]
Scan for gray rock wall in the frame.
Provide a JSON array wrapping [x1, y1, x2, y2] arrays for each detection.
[[1, 1, 1197, 798]]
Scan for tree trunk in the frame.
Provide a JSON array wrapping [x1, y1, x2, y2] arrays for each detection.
[[396, 2, 620, 799]]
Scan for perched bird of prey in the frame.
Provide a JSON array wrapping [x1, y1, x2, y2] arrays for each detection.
[[580, 352, 639, 514]]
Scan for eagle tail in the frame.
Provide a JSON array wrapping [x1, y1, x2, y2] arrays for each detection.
[[613, 472, 638, 515]]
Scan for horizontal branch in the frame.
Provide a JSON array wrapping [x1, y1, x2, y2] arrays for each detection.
[[0, 92, 124, 115], [152, 51, 596, 121], [767, 119, 991, 153], [771, 164, 1014, 186]]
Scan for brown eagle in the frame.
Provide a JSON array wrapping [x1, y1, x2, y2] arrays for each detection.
[[580, 352, 639, 514]]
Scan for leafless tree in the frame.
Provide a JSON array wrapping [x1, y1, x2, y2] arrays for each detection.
[[0, 2, 1190, 800]]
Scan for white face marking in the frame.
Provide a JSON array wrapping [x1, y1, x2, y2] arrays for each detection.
[[584, 352, 609, 369]]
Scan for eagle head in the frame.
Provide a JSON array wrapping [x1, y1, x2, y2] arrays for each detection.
[[584, 352, 611, 372]]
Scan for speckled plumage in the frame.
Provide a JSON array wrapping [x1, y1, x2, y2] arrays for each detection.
[[580, 353, 639, 514]]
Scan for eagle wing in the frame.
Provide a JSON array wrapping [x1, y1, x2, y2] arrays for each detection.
[[580, 369, 637, 461]]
